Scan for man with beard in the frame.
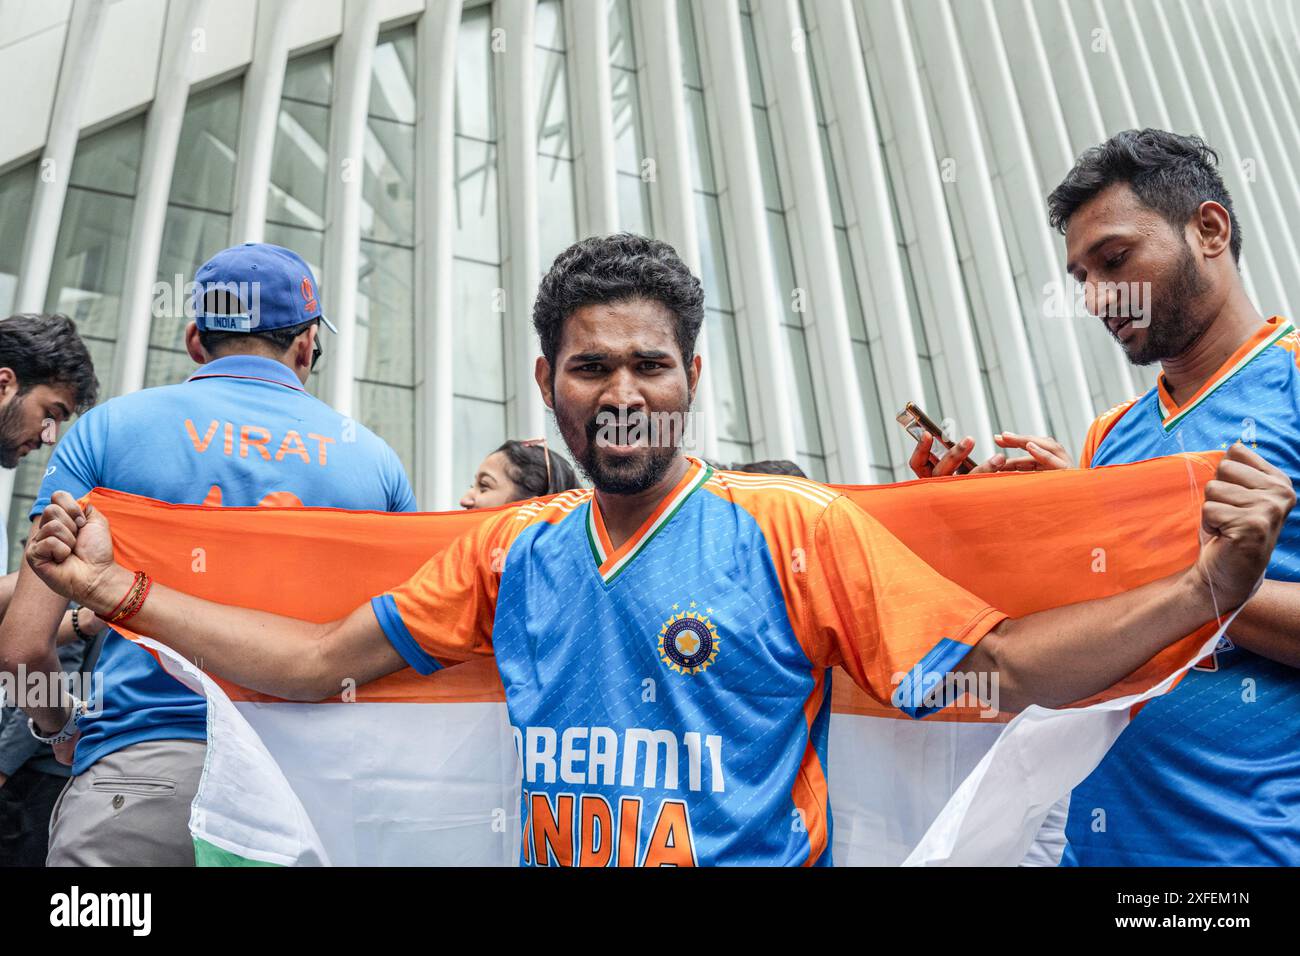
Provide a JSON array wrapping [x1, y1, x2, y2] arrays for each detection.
[[912, 129, 1300, 866], [0, 313, 97, 865], [0, 314, 98, 561], [23, 233, 1295, 866]]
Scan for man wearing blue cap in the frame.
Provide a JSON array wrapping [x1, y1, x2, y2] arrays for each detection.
[[0, 243, 416, 865]]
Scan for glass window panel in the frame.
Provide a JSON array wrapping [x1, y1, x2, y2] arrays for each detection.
[[835, 228, 867, 340], [853, 339, 891, 470], [0, 163, 36, 315], [796, 453, 828, 484], [456, 6, 495, 142], [766, 210, 798, 322], [608, 0, 636, 69], [453, 137, 500, 263], [44, 188, 132, 342], [68, 116, 145, 197], [452, 259, 505, 401], [819, 127, 845, 228], [369, 30, 416, 124], [169, 81, 241, 213], [785, 325, 824, 455], [740, 12, 765, 106], [705, 308, 750, 444], [919, 353, 941, 417], [753, 106, 782, 210], [611, 67, 643, 175], [537, 154, 577, 273], [683, 89, 715, 193], [267, 98, 329, 230], [355, 240, 414, 386], [715, 438, 752, 469], [7, 493, 38, 570], [143, 348, 194, 388], [356, 380, 415, 478], [282, 48, 333, 106], [361, 117, 415, 245], [150, 206, 231, 351], [535, 47, 573, 159], [536, 0, 565, 51], [676, 0, 703, 89], [695, 193, 732, 312], [12, 444, 52, 499], [453, 396, 508, 504], [616, 172, 650, 236]]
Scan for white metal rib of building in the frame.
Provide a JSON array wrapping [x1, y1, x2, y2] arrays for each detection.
[[1, 0, 1298, 570]]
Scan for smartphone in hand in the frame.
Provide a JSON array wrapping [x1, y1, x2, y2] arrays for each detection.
[[896, 402, 975, 475]]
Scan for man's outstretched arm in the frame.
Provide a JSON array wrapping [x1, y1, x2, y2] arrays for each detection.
[[964, 442, 1293, 711], [25, 491, 406, 702]]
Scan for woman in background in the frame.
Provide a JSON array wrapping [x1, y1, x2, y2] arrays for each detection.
[[459, 439, 580, 510]]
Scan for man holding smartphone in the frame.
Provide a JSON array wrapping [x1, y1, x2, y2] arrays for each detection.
[[908, 129, 1300, 866]]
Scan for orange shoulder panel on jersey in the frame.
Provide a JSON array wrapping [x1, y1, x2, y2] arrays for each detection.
[[701, 469, 1006, 705], [702, 468, 1006, 866], [381, 489, 593, 663], [700, 469, 836, 661], [1272, 319, 1300, 368], [1079, 396, 1141, 468]]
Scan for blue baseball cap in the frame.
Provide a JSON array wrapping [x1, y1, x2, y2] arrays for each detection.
[[192, 242, 338, 335]]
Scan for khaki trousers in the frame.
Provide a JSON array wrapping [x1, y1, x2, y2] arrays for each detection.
[[47, 739, 206, 867]]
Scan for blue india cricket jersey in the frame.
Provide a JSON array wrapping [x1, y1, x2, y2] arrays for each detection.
[[371, 459, 1007, 865], [1062, 316, 1300, 865]]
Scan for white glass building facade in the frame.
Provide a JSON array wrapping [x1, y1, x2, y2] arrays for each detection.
[[2, 0, 1299, 568]]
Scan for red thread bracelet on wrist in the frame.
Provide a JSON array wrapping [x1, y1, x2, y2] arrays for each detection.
[[106, 571, 151, 625], [104, 572, 141, 621], [112, 574, 151, 626]]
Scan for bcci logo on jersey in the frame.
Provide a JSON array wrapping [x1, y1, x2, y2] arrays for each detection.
[[658, 605, 720, 676]]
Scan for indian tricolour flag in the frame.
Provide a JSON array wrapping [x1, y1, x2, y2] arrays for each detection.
[[98, 451, 1231, 866]]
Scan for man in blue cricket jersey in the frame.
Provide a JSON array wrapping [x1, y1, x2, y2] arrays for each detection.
[[0, 243, 416, 865], [911, 129, 1300, 865]]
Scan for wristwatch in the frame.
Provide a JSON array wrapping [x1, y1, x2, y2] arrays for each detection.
[[28, 695, 86, 745]]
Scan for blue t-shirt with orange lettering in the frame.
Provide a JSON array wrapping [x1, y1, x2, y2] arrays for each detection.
[[32, 355, 416, 774]]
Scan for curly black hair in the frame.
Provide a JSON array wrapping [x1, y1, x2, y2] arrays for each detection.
[[531, 234, 705, 373], [0, 313, 99, 411], [1047, 129, 1242, 263]]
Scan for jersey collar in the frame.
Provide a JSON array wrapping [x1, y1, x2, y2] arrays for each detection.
[[1156, 315, 1293, 431], [586, 455, 713, 586], [186, 355, 307, 392]]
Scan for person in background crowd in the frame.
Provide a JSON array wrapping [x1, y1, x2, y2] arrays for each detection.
[[0, 242, 416, 866], [0, 314, 99, 562], [0, 313, 98, 866], [734, 459, 807, 478], [0, 606, 104, 866], [460, 438, 580, 509], [908, 129, 1300, 866]]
